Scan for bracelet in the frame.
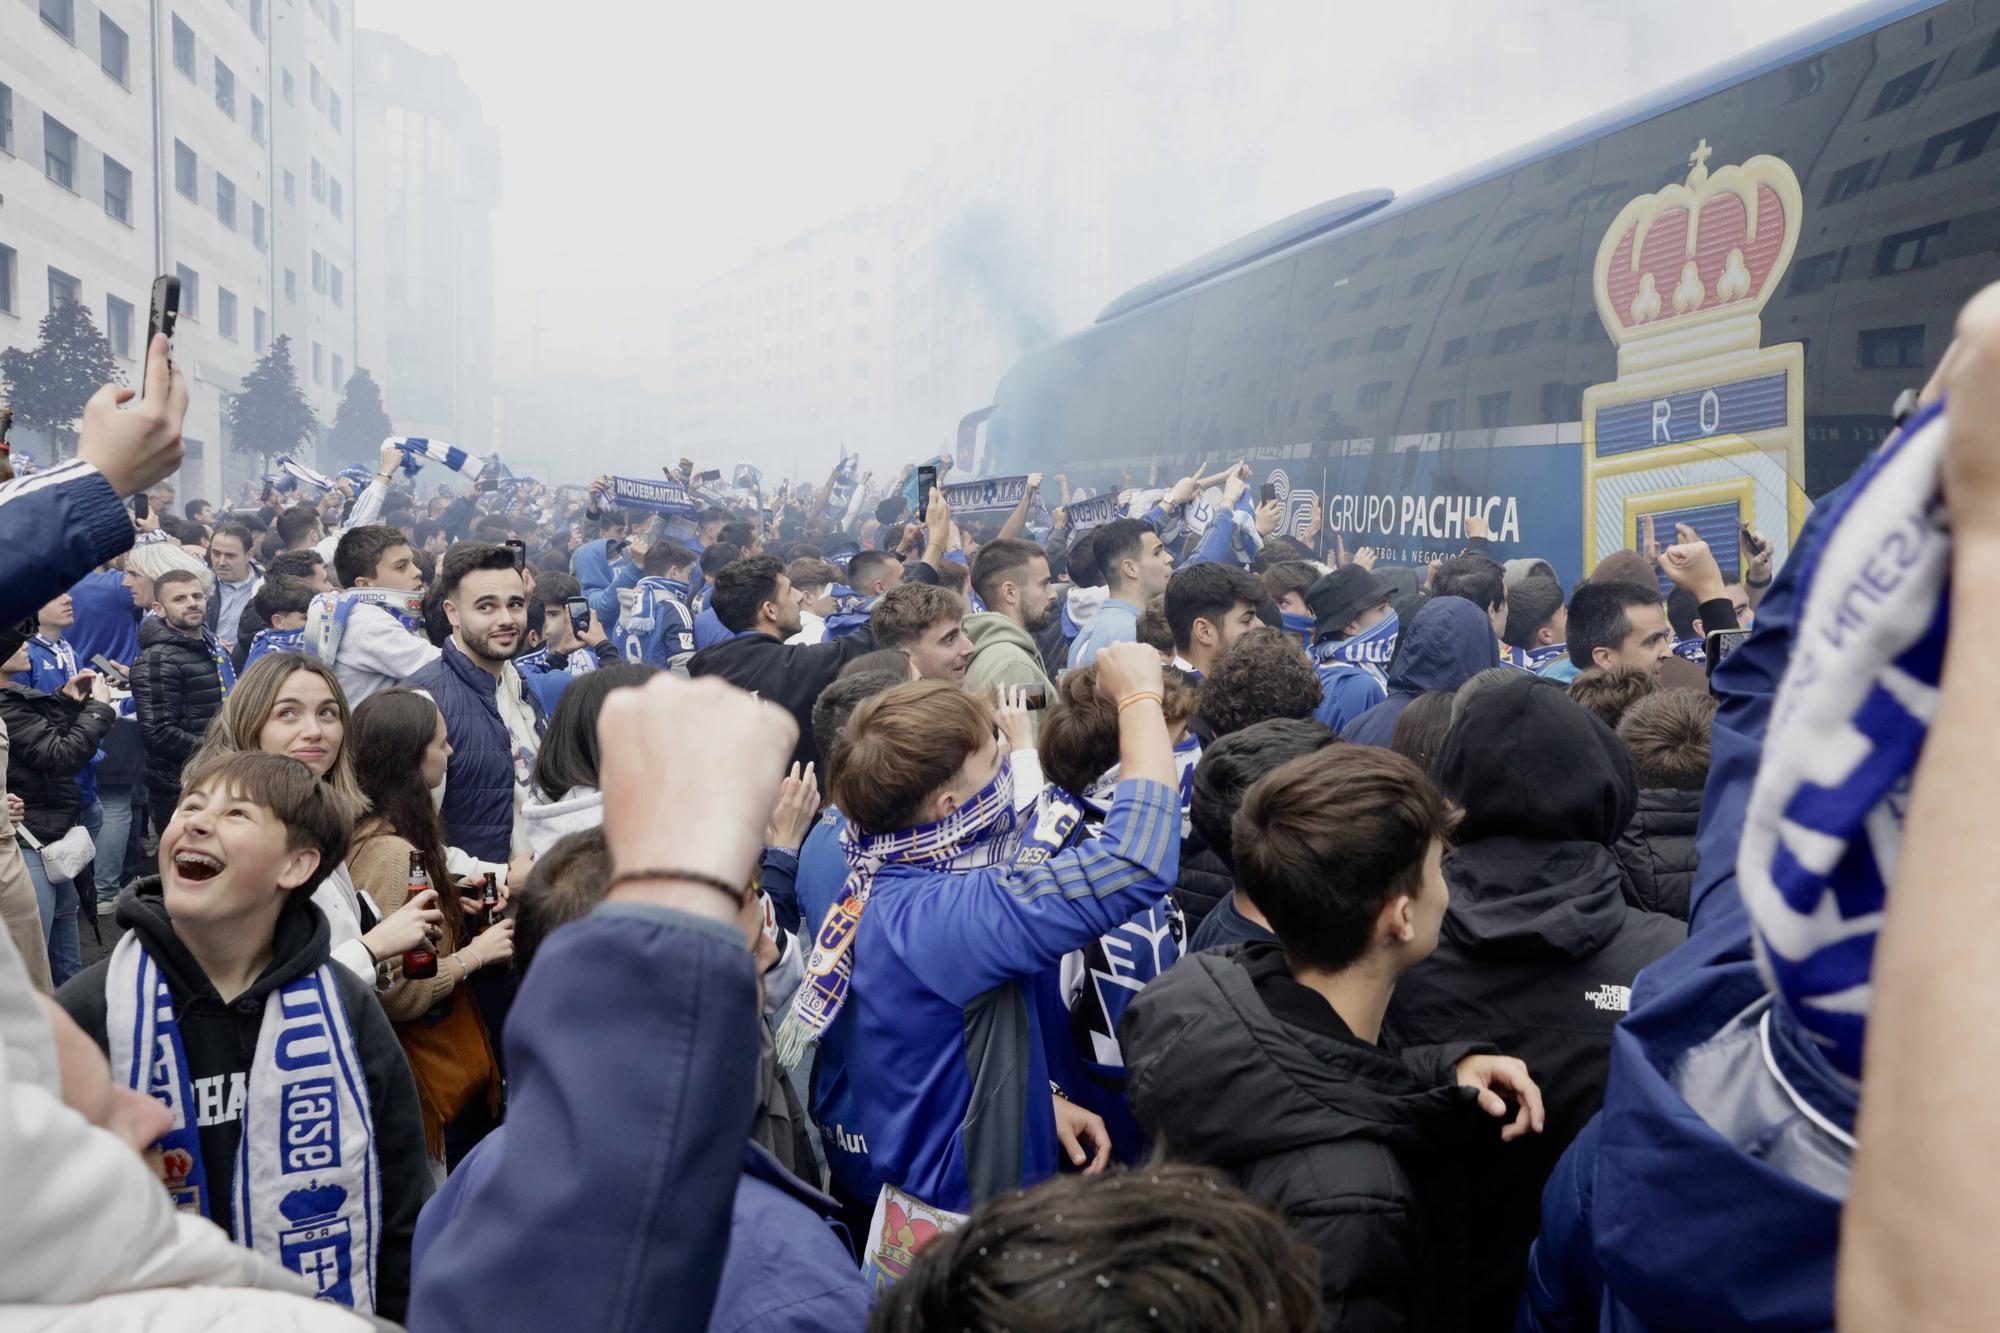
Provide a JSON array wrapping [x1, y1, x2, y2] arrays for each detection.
[[607, 867, 747, 902], [1745, 573, 1772, 589], [1116, 691, 1164, 714], [452, 954, 471, 983]]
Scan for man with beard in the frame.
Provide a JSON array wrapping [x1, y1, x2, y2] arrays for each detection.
[[406, 543, 546, 862], [965, 539, 1058, 732], [133, 569, 237, 829]]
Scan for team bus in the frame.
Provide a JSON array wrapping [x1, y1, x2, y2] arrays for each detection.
[[967, 0, 1999, 588]]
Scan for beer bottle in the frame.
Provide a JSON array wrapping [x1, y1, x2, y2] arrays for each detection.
[[479, 875, 500, 927], [402, 851, 437, 980]]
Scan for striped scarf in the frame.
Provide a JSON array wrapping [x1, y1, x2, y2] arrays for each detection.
[[1312, 607, 1400, 669], [303, 589, 426, 668], [1737, 399, 1947, 1087], [775, 757, 1019, 1068], [389, 436, 487, 482]]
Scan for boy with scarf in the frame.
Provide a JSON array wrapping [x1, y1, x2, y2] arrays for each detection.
[[310, 524, 437, 705], [57, 751, 429, 1320], [621, 540, 700, 672], [1304, 564, 1396, 732], [241, 574, 316, 672], [777, 642, 1180, 1284]]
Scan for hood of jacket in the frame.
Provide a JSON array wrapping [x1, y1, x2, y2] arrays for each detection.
[[570, 538, 618, 592], [1385, 596, 1497, 696], [115, 875, 330, 1005], [1061, 584, 1109, 636], [138, 614, 209, 654], [1123, 943, 1471, 1167], [1440, 672, 1636, 845], [963, 610, 1040, 659], [521, 784, 603, 855]]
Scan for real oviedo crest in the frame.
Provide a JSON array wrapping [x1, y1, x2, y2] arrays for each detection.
[[1582, 140, 1808, 577]]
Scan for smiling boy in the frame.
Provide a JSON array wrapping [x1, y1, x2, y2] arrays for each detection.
[[57, 751, 430, 1319]]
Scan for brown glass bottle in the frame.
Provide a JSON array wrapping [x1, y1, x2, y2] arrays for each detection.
[[401, 851, 437, 979]]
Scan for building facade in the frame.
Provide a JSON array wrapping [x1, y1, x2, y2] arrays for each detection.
[[496, 374, 672, 486], [0, 0, 355, 505], [353, 29, 501, 466]]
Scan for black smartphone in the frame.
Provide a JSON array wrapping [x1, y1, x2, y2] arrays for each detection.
[[1019, 681, 1049, 711], [147, 274, 181, 358], [1740, 523, 1767, 557], [918, 464, 938, 514], [130, 492, 149, 520], [1260, 482, 1279, 505], [696, 468, 723, 484], [89, 653, 130, 688], [474, 477, 500, 494], [503, 538, 526, 570], [1706, 627, 1750, 678], [565, 596, 591, 638]]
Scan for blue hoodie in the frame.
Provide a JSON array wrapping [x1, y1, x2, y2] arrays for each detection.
[[622, 576, 697, 670], [571, 537, 639, 637], [1518, 479, 1856, 1332], [1340, 596, 1498, 747]]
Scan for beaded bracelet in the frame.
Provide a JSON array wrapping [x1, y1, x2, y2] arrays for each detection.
[[606, 867, 747, 902]]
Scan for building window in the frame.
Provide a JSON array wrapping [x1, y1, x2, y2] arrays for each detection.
[[284, 268, 297, 302], [1427, 398, 1458, 433], [328, 90, 342, 131], [309, 65, 322, 110], [1478, 390, 1512, 428], [1875, 222, 1948, 275], [1980, 27, 2000, 75], [47, 267, 80, 308], [1524, 254, 1563, 287], [250, 0, 264, 36], [0, 245, 13, 313], [105, 295, 133, 357], [282, 69, 295, 105], [1371, 324, 1411, 352], [311, 251, 325, 292], [0, 84, 11, 154], [311, 158, 324, 201], [1322, 337, 1353, 364], [1858, 324, 1925, 369], [103, 155, 131, 223], [174, 139, 197, 199], [214, 59, 234, 116], [254, 306, 268, 351], [39, 0, 72, 41], [1358, 380, 1391, 411], [1408, 267, 1443, 295], [282, 169, 295, 204], [217, 288, 237, 340], [252, 201, 266, 250], [1491, 320, 1538, 354], [329, 178, 343, 219], [331, 353, 343, 386], [1462, 272, 1496, 302], [42, 116, 77, 190], [1495, 211, 1545, 243], [1441, 336, 1468, 366], [312, 341, 323, 382], [1869, 62, 1933, 118], [330, 266, 343, 308], [251, 96, 265, 145], [1913, 113, 1999, 176], [1788, 249, 1843, 296], [215, 174, 236, 229], [1821, 159, 1873, 206], [175, 263, 198, 318], [172, 15, 196, 79], [1351, 286, 1380, 311], [99, 14, 129, 83]]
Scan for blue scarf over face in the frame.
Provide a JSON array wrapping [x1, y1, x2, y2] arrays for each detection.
[[1280, 610, 1316, 651], [1311, 607, 1400, 667]]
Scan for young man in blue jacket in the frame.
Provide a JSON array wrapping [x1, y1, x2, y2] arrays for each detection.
[[778, 641, 1179, 1279]]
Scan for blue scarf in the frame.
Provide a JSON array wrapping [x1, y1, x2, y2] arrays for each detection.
[[1280, 610, 1316, 652], [1526, 642, 1570, 672], [304, 589, 426, 667], [1671, 635, 1707, 664], [243, 626, 308, 671], [1311, 607, 1400, 668], [823, 585, 877, 640]]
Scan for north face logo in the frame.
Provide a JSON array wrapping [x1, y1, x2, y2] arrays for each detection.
[[1584, 984, 1632, 1012]]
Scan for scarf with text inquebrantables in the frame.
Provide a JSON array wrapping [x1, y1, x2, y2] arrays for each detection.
[[1737, 399, 1948, 1088], [104, 931, 382, 1311], [775, 757, 1023, 1068]]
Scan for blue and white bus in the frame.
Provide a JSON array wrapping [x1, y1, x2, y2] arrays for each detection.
[[970, 0, 1999, 588]]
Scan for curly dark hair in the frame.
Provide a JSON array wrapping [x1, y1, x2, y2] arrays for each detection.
[[1197, 626, 1323, 737], [871, 1160, 1321, 1333]]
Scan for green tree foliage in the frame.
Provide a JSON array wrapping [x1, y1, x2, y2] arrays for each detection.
[[0, 300, 121, 458], [227, 334, 317, 460], [326, 367, 394, 471]]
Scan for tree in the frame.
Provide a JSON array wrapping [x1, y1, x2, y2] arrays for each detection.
[[227, 334, 317, 461], [0, 300, 121, 459], [326, 367, 394, 471]]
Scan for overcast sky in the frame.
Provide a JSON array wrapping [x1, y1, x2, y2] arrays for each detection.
[[356, 0, 1839, 395]]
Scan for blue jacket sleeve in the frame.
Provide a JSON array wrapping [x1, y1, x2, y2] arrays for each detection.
[[408, 903, 759, 1333], [1516, 1115, 1604, 1333], [760, 847, 802, 935], [0, 463, 136, 631], [897, 779, 1181, 1006], [1184, 507, 1239, 568]]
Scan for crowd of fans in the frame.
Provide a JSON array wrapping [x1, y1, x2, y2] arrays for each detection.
[[0, 289, 1995, 1329]]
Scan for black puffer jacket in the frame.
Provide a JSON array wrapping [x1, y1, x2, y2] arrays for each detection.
[[1170, 827, 1232, 935], [1388, 674, 1685, 1330], [131, 614, 232, 797], [1614, 787, 1701, 920], [1124, 943, 1492, 1332], [0, 685, 117, 843]]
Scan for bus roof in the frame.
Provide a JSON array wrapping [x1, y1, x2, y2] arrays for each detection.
[[1088, 0, 1944, 330]]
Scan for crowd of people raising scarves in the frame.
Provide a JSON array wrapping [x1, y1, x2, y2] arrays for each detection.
[[0, 282, 1996, 1330]]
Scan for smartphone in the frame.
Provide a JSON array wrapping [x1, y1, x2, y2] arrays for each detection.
[[146, 274, 181, 359], [918, 464, 938, 514], [1018, 681, 1049, 711], [565, 596, 591, 638], [696, 468, 723, 484], [1706, 627, 1750, 678], [1740, 524, 1767, 557], [474, 477, 500, 494], [89, 654, 130, 688], [1260, 482, 1279, 505], [503, 537, 527, 570], [130, 492, 149, 520]]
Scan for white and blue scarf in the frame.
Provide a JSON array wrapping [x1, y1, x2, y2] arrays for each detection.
[[1737, 400, 1948, 1086], [1311, 607, 1400, 668], [244, 625, 309, 671], [776, 757, 1024, 1067], [823, 585, 877, 640], [389, 436, 487, 483], [1525, 642, 1570, 672], [105, 932, 382, 1311], [303, 589, 426, 668], [277, 456, 336, 495]]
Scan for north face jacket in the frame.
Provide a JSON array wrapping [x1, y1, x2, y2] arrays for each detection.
[[131, 615, 236, 800]]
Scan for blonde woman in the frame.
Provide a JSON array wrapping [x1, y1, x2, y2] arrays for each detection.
[[186, 652, 442, 983]]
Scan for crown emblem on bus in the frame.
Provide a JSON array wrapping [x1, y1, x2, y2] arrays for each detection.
[[1592, 140, 1803, 358]]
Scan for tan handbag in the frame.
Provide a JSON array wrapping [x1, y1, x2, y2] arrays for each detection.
[[396, 982, 502, 1160]]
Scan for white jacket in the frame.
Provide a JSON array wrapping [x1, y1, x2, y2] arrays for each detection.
[[520, 785, 603, 857], [330, 603, 440, 707]]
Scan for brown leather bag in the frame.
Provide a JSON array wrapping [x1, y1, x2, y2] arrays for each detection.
[[396, 982, 502, 1161]]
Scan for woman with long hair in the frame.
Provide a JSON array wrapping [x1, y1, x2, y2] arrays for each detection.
[[348, 687, 511, 1165], [186, 652, 443, 984], [521, 662, 657, 854]]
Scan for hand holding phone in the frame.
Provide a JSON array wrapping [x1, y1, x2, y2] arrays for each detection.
[[917, 464, 938, 516], [90, 654, 131, 688], [1260, 481, 1279, 505], [565, 596, 591, 639]]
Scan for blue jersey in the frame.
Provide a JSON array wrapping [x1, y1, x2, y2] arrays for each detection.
[[621, 577, 696, 671]]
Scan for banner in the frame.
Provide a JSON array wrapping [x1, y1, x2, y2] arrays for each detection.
[[1064, 492, 1121, 533], [941, 474, 1032, 514], [610, 475, 697, 517]]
